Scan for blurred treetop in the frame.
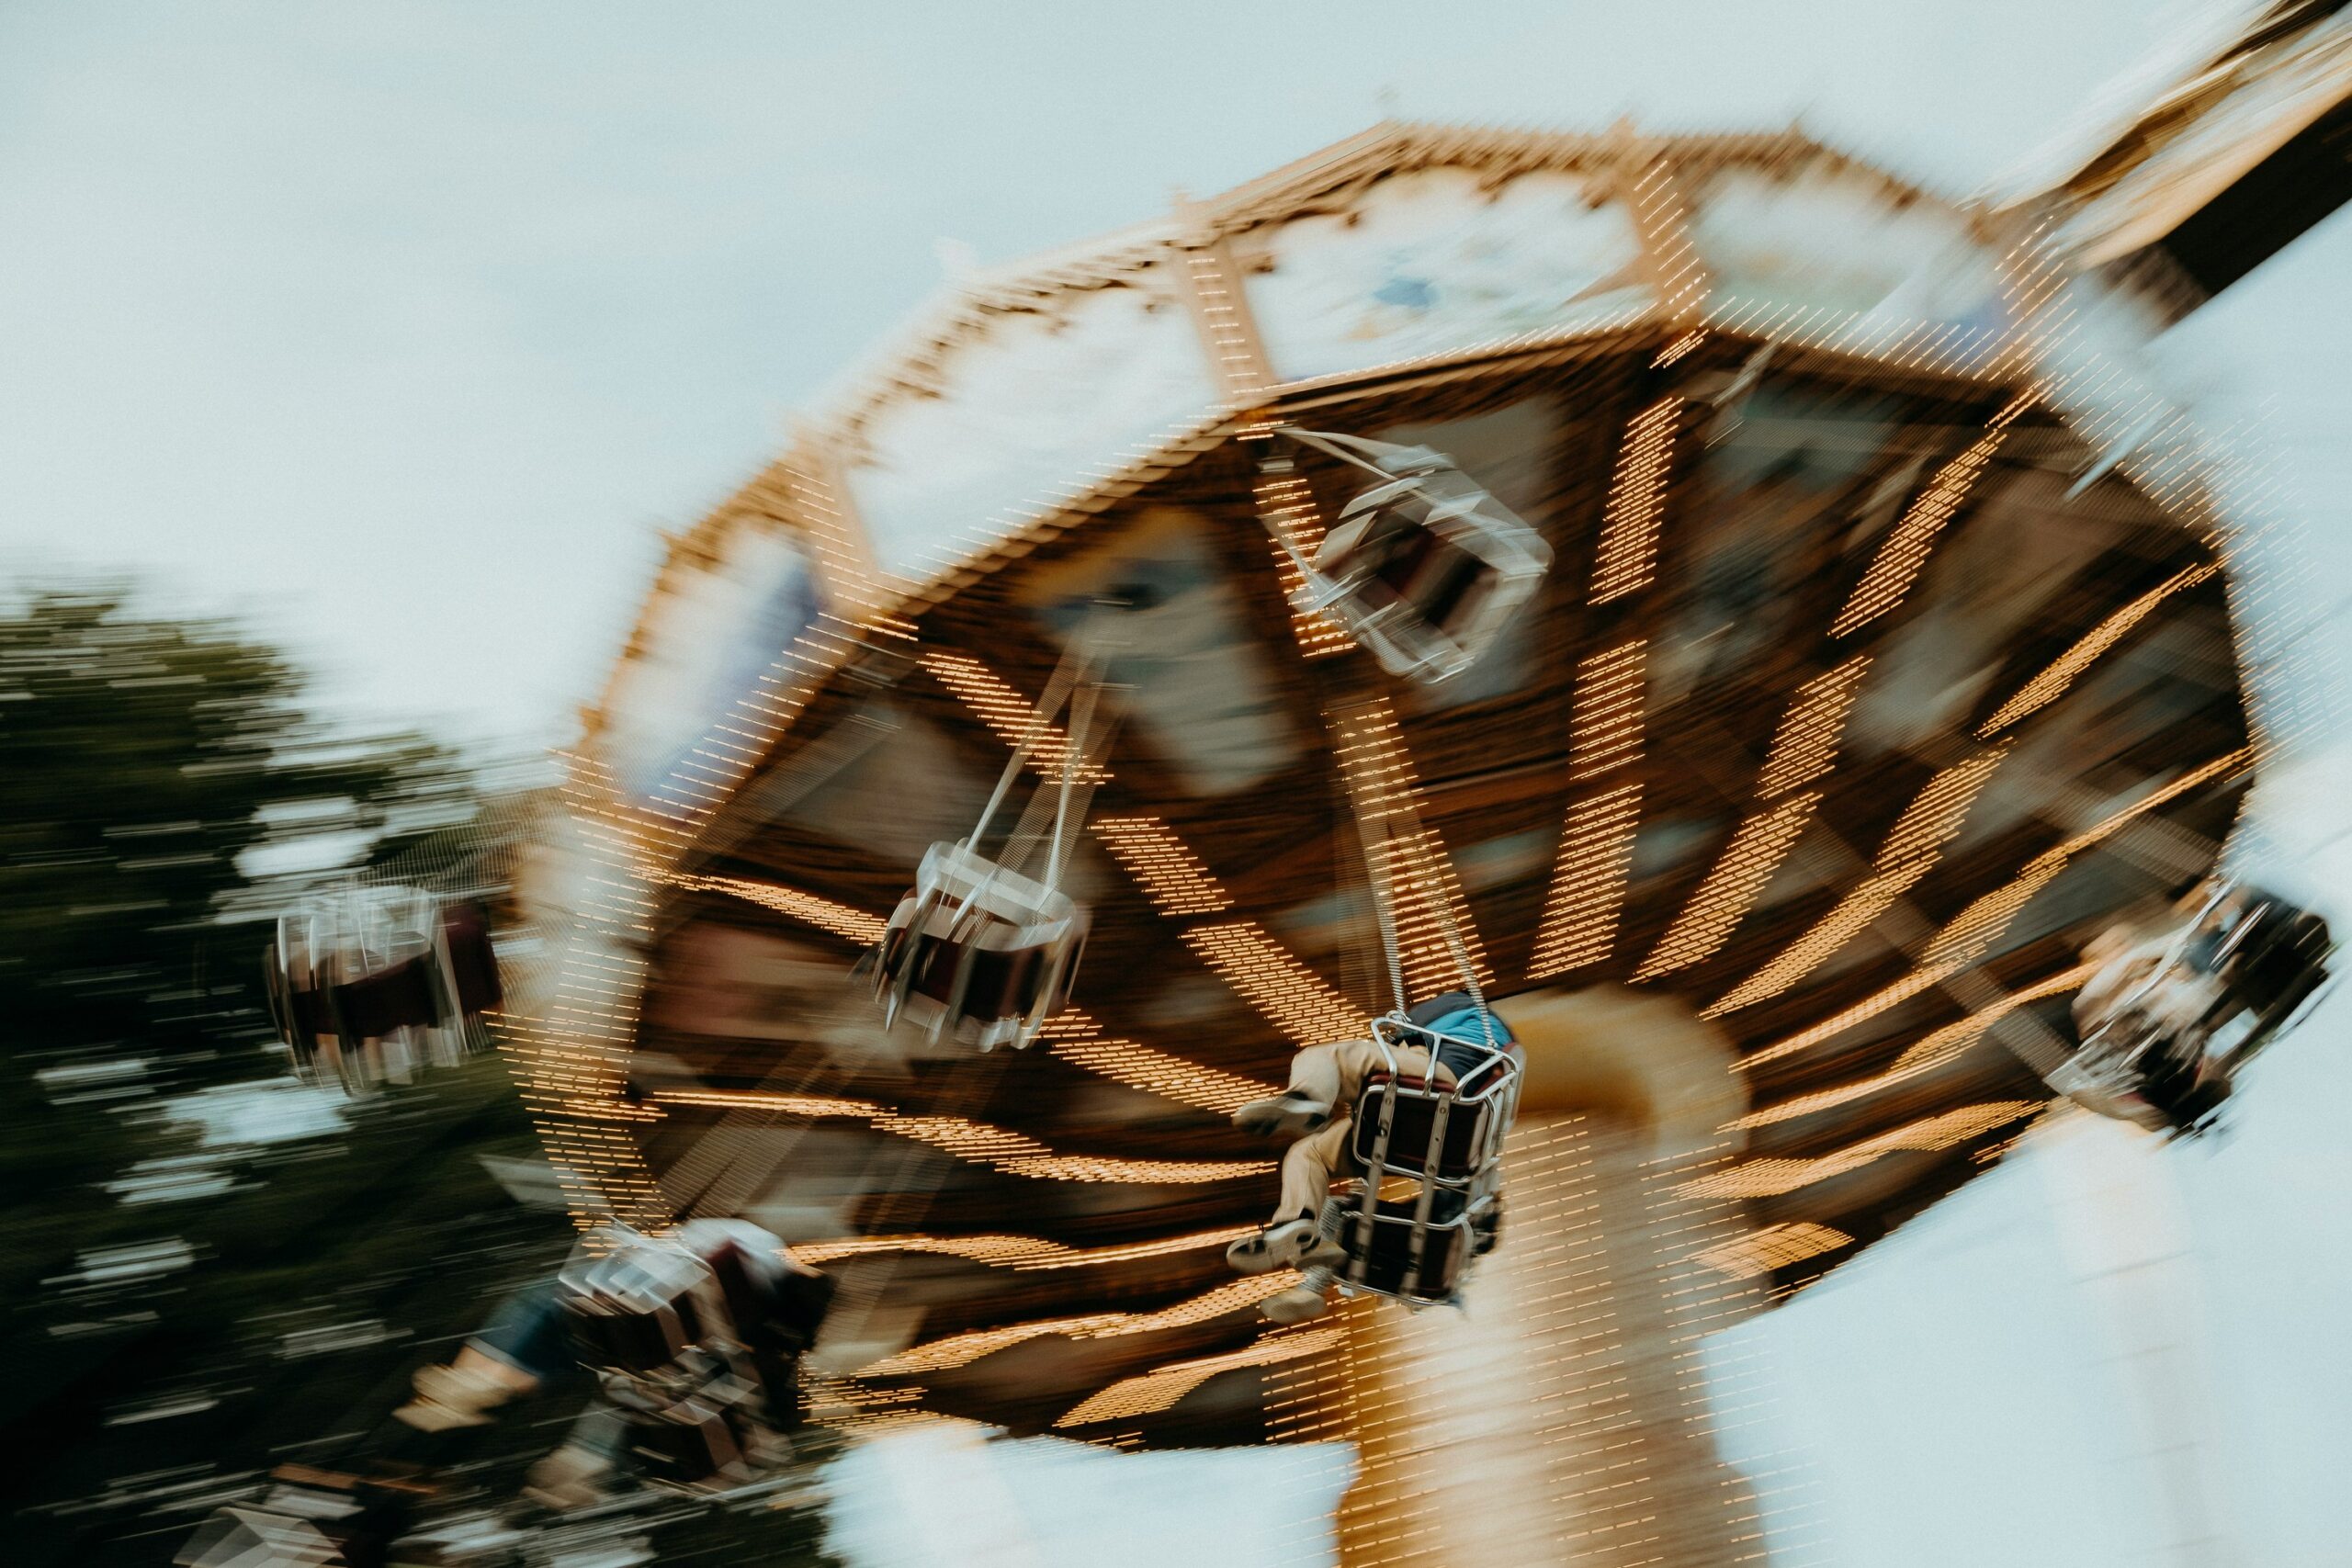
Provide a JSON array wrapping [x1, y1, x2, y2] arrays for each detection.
[[0, 586, 481, 1081]]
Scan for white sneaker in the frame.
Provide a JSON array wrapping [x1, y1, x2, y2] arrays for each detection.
[[398, 1359, 530, 1432], [522, 1445, 615, 1513], [1226, 1218, 1346, 1274], [1231, 1091, 1332, 1140], [1261, 1283, 1332, 1324]]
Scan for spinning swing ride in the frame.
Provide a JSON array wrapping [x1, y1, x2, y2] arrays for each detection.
[[531, 113, 2275, 1449], [240, 6, 2352, 1560]]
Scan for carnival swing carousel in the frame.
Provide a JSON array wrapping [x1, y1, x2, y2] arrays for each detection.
[[496, 117, 2268, 1453], [232, 73, 2352, 1562]]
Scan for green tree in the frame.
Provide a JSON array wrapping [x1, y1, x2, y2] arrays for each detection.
[[0, 588, 472, 1232], [0, 591, 831, 1568], [0, 589, 543, 1566]]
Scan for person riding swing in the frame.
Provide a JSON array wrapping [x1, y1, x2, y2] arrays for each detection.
[[1224, 989, 1521, 1322], [2061, 876, 2333, 1133]]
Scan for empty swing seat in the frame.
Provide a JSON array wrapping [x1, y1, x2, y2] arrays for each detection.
[[1283, 432, 1552, 685], [264, 897, 503, 1098], [873, 840, 1089, 1052]]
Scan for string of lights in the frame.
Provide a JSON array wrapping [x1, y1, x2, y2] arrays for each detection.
[[1589, 396, 1682, 604], [1707, 745, 2009, 1015], [1567, 640, 1647, 780], [1652, 329, 1707, 368], [1736, 747, 2250, 1072], [1527, 783, 1644, 979], [1091, 816, 1234, 915], [1684, 1100, 2044, 1199], [1637, 652, 1872, 980], [1693, 1221, 1854, 1281], [1756, 656, 1872, 798], [792, 1224, 1258, 1271], [775, 439, 885, 609], [1830, 432, 2007, 637], [1530, 631, 1655, 982], [1329, 697, 1495, 998], [1624, 153, 1711, 323], [1253, 466, 1356, 657], [856, 1271, 1303, 1377], [653, 1089, 1270, 1184], [1634, 792, 1820, 981], [660, 870, 888, 944], [1183, 921, 1371, 1044], [1035, 1010, 1276, 1113], [920, 651, 1109, 783], [1979, 559, 2222, 735], [1055, 1325, 1347, 1429], [1735, 964, 2098, 1130]]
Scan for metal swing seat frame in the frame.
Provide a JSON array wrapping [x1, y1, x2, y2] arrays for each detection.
[[1327, 1009, 1523, 1310], [556, 1231, 786, 1495], [1262, 427, 1552, 686], [263, 886, 501, 1099], [1305, 717, 1528, 1309], [2055, 880, 2335, 1130], [870, 652, 1109, 1052]]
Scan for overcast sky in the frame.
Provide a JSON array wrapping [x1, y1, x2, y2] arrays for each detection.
[[14, 7, 2352, 1565], [0, 0, 2221, 752]]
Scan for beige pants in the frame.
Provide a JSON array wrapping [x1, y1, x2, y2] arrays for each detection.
[[1273, 1038, 1454, 1224]]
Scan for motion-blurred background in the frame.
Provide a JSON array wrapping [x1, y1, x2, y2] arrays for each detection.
[[6, 5, 2352, 1566]]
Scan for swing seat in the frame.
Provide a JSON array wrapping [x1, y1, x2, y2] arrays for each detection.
[[670, 1222, 831, 1427], [1351, 1077, 1503, 1185], [558, 1228, 798, 1490], [1325, 1192, 1490, 1305], [873, 840, 1089, 1052], [695, 1233, 836, 1357], [263, 897, 503, 1099], [625, 1402, 748, 1491], [2063, 883, 2335, 1133], [559, 1239, 718, 1375], [1325, 1010, 1521, 1305], [2049, 1048, 2171, 1132], [2197, 886, 2332, 1047], [1291, 434, 1551, 685], [2066, 998, 2236, 1133], [1348, 1011, 1521, 1184]]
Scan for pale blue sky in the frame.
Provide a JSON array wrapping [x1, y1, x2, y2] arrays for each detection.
[[0, 0, 2199, 748], [12, 8, 2352, 1564]]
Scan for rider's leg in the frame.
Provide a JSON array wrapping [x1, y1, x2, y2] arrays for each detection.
[[1261, 1264, 1337, 1325], [1276, 1119, 1354, 1225], [380, 1279, 578, 1466], [1233, 1043, 1347, 1137], [523, 1406, 629, 1512], [1227, 1120, 1352, 1273], [1234, 1037, 1452, 1137], [391, 1280, 576, 1438]]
